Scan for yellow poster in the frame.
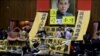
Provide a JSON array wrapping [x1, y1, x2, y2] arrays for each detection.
[[73, 10, 91, 40], [45, 38, 71, 55], [50, 9, 57, 17], [29, 12, 48, 46], [62, 16, 75, 25], [50, 17, 57, 24], [0, 40, 7, 52]]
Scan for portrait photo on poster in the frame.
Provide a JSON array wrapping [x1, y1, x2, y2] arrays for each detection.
[[50, 0, 75, 24]]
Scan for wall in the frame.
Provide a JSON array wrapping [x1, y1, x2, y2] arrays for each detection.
[[0, 0, 36, 28], [87, 0, 100, 35]]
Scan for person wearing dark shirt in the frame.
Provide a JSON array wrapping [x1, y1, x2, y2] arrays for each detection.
[[0, 29, 3, 39], [32, 40, 39, 54]]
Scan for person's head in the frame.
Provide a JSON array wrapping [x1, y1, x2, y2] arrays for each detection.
[[66, 28, 73, 33], [57, 0, 70, 13]]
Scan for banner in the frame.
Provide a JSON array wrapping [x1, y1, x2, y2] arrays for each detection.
[[73, 0, 92, 40], [29, 12, 48, 47], [45, 38, 71, 54], [0, 40, 7, 52], [73, 10, 91, 40]]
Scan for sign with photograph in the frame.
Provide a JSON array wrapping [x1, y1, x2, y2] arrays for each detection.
[[50, 0, 75, 25]]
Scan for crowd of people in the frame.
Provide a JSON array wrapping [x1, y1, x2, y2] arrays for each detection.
[[0, 20, 100, 56]]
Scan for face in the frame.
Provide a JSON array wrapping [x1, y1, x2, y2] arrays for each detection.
[[57, 0, 69, 13]]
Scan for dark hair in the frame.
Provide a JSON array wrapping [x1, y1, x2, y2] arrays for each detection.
[[69, 29, 73, 32], [98, 22, 100, 30], [96, 31, 100, 36], [33, 42, 39, 48], [14, 28, 20, 32], [58, 0, 70, 4], [67, 28, 73, 33]]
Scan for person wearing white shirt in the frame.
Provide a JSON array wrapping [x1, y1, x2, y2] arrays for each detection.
[[65, 28, 73, 40]]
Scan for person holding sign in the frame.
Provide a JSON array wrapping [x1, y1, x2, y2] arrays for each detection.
[[57, 0, 73, 19]]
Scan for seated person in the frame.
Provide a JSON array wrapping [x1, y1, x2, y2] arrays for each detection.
[[65, 28, 73, 40], [37, 27, 46, 39], [7, 27, 20, 41], [32, 40, 40, 53]]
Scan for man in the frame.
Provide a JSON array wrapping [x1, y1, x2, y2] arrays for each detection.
[[57, 0, 73, 19], [65, 28, 73, 40], [37, 27, 46, 39]]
